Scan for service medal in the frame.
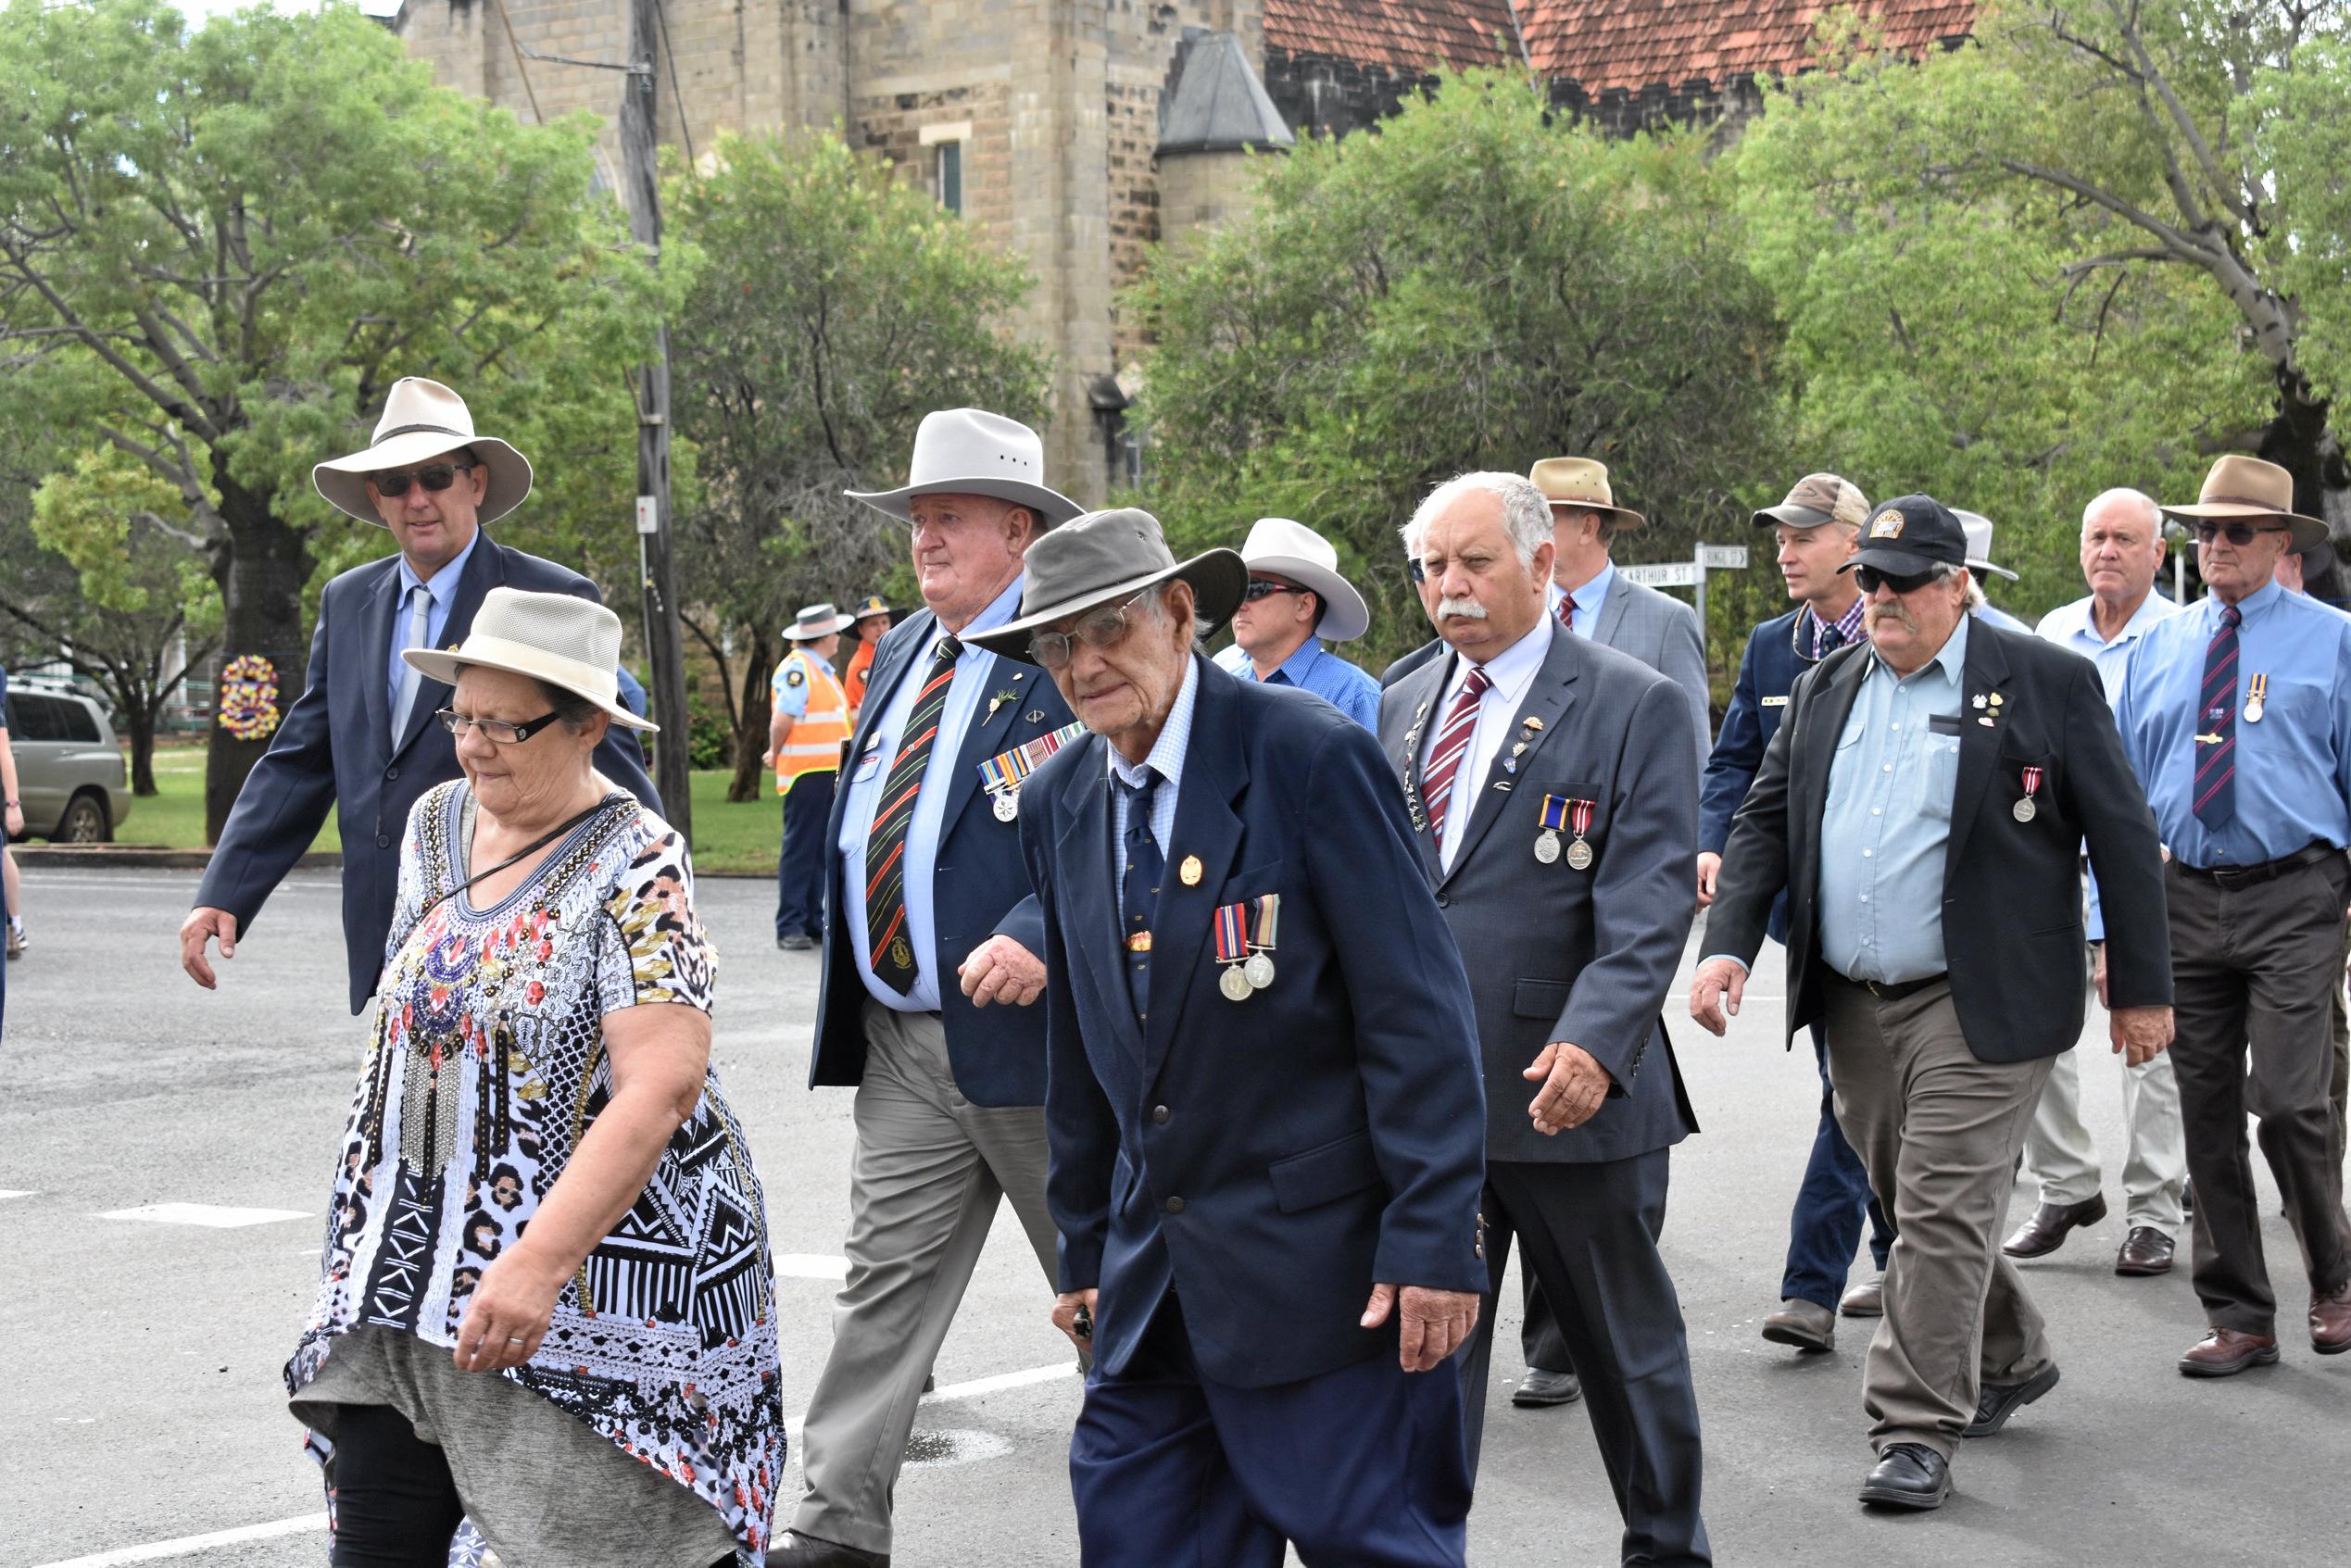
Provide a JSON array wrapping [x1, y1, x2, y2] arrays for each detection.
[[992, 789, 1019, 822], [978, 721, 1086, 822], [1220, 965, 1254, 1002], [1244, 952, 1276, 989], [2244, 671, 2268, 723], [1566, 837, 1594, 871], [1243, 894, 1279, 988], [1534, 828, 1562, 864], [2015, 764, 2042, 823]]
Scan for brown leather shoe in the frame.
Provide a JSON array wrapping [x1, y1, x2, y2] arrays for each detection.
[[2002, 1194, 2108, 1259], [2311, 1284, 2351, 1355], [1839, 1273, 1884, 1318], [1761, 1298, 1836, 1352], [2178, 1327, 2280, 1377], [2115, 1225, 2176, 1276]]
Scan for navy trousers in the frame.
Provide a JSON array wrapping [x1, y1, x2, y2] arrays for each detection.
[[1071, 1295, 1471, 1568], [1781, 1023, 1896, 1311], [1465, 1153, 1710, 1568], [773, 769, 835, 941]]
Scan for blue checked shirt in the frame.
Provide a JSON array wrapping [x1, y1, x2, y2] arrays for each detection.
[[1213, 637, 1380, 731]]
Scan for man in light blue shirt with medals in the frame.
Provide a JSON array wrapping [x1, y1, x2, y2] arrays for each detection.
[[1214, 516, 1382, 730], [2106, 454, 2351, 1375]]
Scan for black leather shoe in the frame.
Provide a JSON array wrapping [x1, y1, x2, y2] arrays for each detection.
[[779, 934, 815, 951], [770, 1535, 890, 1567], [1964, 1363, 2058, 1437], [2115, 1226, 2176, 1276], [1511, 1367, 1582, 1407], [1859, 1443, 1951, 1510], [2002, 1194, 2107, 1258]]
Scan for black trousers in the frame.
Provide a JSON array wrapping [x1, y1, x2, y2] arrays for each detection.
[[1463, 1153, 1710, 1567], [774, 769, 836, 941]]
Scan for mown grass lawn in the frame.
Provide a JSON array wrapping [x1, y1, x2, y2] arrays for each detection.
[[119, 745, 781, 876]]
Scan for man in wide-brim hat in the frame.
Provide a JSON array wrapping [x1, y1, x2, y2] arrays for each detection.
[[181, 377, 658, 1018], [1213, 516, 1382, 732], [971, 508, 1490, 1566], [769, 604, 855, 952]]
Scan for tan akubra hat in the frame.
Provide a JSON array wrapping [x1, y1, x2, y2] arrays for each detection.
[[403, 587, 655, 732], [1754, 472, 1870, 531], [1528, 457, 1645, 529], [2161, 454, 2328, 551], [313, 377, 532, 527]]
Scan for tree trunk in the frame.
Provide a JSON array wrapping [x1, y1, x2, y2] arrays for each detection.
[[203, 469, 311, 844], [2255, 369, 2351, 601], [124, 697, 159, 797], [727, 630, 776, 804]]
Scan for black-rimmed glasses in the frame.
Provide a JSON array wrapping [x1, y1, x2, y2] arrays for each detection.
[[437, 708, 562, 745]]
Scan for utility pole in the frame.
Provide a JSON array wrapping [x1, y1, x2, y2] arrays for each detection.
[[619, 0, 692, 842]]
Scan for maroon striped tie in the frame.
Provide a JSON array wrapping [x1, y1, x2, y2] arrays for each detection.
[[2193, 603, 2241, 830], [863, 634, 962, 992], [1422, 665, 1492, 857]]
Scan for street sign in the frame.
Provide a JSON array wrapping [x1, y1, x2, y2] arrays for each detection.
[[1697, 544, 1749, 570], [635, 495, 660, 535], [1618, 561, 1703, 588]]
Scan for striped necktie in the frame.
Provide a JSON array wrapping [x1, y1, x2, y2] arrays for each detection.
[[1556, 595, 1578, 633], [2194, 603, 2242, 830], [863, 633, 962, 992], [1421, 665, 1491, 858]]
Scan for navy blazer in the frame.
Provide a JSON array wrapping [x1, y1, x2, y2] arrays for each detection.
[[195, 534, 661, 1015], [1020, 662, 1489, 1389], [808, 603, 1075, 1107], [1701, 608, 1811, 944]]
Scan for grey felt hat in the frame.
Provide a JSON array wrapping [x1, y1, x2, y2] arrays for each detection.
[[965, 508, 1246, 663]]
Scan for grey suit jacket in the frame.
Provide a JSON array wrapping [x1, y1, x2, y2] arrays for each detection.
[[1588, 573, 1711, 774], [1376, 621, 1702, 1164]]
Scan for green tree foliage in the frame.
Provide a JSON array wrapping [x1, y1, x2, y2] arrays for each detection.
[[668, 131, 1050, 799], [1130, 70, 1788, 674], [0, 0, 664, 835], [1735, 3, 2345, 615]]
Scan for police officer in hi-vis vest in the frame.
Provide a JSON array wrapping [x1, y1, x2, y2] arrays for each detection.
[[771, 603, 854, 950]]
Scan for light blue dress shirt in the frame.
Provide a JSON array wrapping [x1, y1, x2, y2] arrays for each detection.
[[1550, 559, 1616, 638], [2110, 577, 2351, 872], [1974, 602, 2030, 634], [1817, 618, 1970, 984], [388, 531, 480, 719], [1110, 659, 1198, 922], [835, 574, 1028, 1013], [2035, 590, 2181, 707], [1213, 637, 1380, 731]]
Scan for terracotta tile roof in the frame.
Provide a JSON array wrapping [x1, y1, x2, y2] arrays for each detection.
[[1520, 0, 1978, 94], [1263, 0, 1522, 72]]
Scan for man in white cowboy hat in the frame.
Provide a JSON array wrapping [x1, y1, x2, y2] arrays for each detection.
[[1953, 510, 2031, 633], [179, 376, 659, 1016], [969, 507, 1489, 1565], [2105, 453, 2351, 1375], [768, 603, 855, 952], [784, 408, 1084, 1567], [1213, 516, 1382, 730]]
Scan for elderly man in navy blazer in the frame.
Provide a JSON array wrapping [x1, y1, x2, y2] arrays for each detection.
[[973, 508, 1489, 1567], [179, 378, 657, 1015], [1378, 471, 1710, 1566]]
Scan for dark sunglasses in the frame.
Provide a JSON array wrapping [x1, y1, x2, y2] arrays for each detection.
[[372, 461, 477, 497], [437, 708, 562, 745], [1242, 579, 1307, 602], [1854, 564, 1941, 596], [2190, 520, 2287, 546]]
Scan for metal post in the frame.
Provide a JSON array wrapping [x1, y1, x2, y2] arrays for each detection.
[[621, 0, 691, 841], [1692, 545, 1707, 638]]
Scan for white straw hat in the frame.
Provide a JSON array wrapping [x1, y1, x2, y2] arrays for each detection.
[[314, 377, 533, 527], [1236, 517, 1371, 642], [845, 408, 1081, 528], [1953, 510, 2020, 582], [403, 587, 655, 731], [784, 602, 854, 640]]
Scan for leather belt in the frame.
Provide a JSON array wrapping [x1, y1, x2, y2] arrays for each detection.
[[2172, 842, 2341, 890], [1837, 972, 1946, 1002]]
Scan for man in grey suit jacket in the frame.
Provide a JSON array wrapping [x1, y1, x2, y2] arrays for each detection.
[[1378, 472, 1710, 1566]]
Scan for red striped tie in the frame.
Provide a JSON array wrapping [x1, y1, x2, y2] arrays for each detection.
[[1422, 665, 1491, 857], [2193, 604, 2241, 830], [863, 634, 962, 992], [1557, 595, 1579, 633]]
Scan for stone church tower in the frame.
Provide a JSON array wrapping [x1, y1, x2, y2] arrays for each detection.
[[391, 0, 1294, 508]]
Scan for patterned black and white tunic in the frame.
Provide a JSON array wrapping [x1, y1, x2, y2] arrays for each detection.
[[286, 781, 784, 1562]]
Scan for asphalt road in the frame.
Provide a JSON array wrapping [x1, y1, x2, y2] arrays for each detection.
[[5, 864, 2346, 1567]]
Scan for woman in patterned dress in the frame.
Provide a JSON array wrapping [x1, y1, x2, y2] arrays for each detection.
[[286, 588, 785, 1567]]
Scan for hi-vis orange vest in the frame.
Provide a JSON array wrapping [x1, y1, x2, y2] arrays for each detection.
[[773, 646, 850, 792]]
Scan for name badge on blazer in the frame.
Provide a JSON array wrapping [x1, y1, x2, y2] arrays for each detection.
[[1760, 696, 1790, 708]]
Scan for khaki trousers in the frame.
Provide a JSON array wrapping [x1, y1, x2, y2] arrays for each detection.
[[792, 999, 1062, 1555], [1820, 977, 2055, 1459]]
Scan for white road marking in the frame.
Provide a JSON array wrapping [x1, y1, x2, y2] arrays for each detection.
[[32, 1359, 1079, 1565], [0, 1188, 36, 1199], [773, 1251, 850, 1280], [98, 1203, 313, 1229]]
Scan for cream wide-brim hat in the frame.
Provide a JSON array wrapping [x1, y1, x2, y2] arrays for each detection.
[[2161, 453, 2331, 552], [1237, 516, 1371, 642], [404, 586, 655, 732], [845, 408, 1082, 528], [313, 376, 533, 527]]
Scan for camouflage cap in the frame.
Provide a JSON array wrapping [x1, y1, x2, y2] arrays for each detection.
[[1753, 472, 1870, 531]]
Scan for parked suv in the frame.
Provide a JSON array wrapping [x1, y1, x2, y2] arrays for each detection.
[[5, 684, 130, 842]]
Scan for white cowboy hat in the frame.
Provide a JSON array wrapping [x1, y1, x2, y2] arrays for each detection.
[[1236, 517, 1370, 642], [845, 408, 1082, 529], [403, 587, 655, 732], [314, 377, 533, 527], [1953, 510, 2020, 582], [784, 602, 854, 640]]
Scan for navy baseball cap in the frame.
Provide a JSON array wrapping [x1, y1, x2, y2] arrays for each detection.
[[1842, 494, 1968, 578]]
